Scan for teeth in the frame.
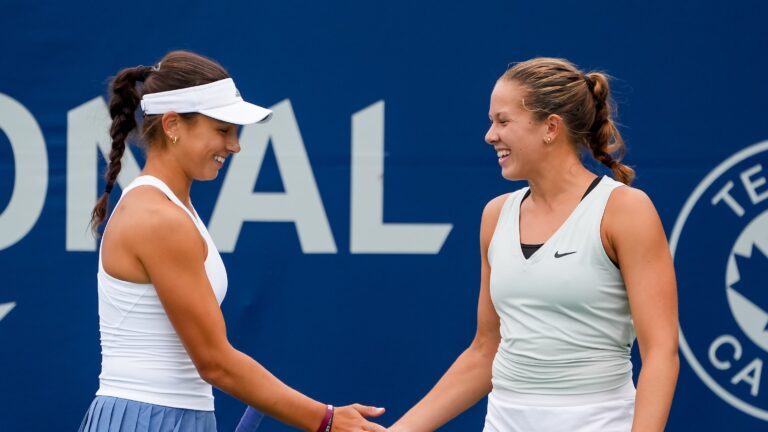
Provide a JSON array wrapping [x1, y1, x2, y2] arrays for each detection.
[[497, 150, 511, 158], [214, 155, 225, 163]]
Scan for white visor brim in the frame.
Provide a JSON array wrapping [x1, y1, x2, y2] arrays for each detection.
[[140, 78, 272, 125], [199, 100, 272, 125]]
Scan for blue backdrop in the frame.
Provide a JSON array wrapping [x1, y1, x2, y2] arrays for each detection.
[[1, 1, 767, 430]]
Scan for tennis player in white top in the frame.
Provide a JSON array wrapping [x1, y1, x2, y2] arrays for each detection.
[[390, 58, 678, 432], [79, 50, 386, 432]]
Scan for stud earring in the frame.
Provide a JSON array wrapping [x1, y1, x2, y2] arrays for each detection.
[[545, 137, 551, 144], [172, 136, 178, 144]]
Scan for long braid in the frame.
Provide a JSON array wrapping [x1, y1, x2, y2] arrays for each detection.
[[89, 51, 230, 236], [89, 65, 152, 235], [584, 72, 635, 184]]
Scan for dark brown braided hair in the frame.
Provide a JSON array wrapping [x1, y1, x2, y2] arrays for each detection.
[[90, 51, 229, 235]]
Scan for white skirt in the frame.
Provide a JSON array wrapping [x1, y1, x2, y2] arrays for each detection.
[[483, 381, 635, 432]]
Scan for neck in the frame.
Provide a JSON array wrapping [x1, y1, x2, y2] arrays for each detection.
[[142, 149, 193, 205], [526, 149, 595, 209]]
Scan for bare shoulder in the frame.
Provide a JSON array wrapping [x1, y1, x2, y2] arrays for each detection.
[[480, 193, 513, 246], [605, 185, 658, 219], [604, 185, 664, 240], [113, 186, 203, 256], [118, 187, 192, 229], [481, 193, 512, 226]]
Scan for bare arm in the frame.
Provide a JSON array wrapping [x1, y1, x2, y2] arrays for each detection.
[[604, 187, 679, 432], [134, 199, 385, 432], [390, 195, 506, 432]]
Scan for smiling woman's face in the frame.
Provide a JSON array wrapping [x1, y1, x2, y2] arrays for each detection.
[[485, 80, 548, 181], [171, 114, 241, 181]]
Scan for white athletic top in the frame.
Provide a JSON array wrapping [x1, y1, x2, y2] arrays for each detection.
[[95, 175, 227, 411], [488, 176, 635, 395]]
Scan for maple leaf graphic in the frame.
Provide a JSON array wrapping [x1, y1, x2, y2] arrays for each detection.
[[732, 245, 768, 331]]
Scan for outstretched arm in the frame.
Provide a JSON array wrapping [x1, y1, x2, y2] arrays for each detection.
[[135, 201, 386, 432], [390, 195, 507, 432]]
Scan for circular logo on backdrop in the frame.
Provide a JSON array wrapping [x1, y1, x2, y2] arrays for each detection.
[[672, 140, 768, 421]]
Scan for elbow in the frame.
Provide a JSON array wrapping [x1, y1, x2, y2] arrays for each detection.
[[671, 350, 680, 373], [467, 336, 498, 393], [197, 362, 225, 386], [660, 350, 680, 375], [641, 345, 680, 375], [469, 334, 499, 361], [193, 347, 232, 386]]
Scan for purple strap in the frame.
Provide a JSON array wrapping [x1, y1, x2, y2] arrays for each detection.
[[316, 404, 334, 432]]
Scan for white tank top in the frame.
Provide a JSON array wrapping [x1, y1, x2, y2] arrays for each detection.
[[95, 175, 227, 411], [488, 176, 635, 395]]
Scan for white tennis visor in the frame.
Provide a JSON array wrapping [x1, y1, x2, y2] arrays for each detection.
[[140, 78, 272, 125]]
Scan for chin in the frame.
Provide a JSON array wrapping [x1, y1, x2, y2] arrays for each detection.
[[500, 167, 524, 182], [196, 171, 219, 182]]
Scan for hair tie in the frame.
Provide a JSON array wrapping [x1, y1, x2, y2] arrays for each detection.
[[583, 75, 595, 92], [136, 62, 160, 82], [584, 75, 604, 112], [597, 150, 616, 168], [134, 65, 154, 82], [104, 181, 115, 194]]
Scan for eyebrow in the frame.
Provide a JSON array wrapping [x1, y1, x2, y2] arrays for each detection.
[[490, 111, 512, 119]]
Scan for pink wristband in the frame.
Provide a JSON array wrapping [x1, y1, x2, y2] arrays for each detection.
[[316, 404, 334, 432]]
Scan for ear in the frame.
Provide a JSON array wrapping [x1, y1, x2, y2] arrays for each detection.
[[543, 113, 563, 143], [161, 112, 181, 142]]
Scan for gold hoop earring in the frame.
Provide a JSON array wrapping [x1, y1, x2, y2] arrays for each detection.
[[172, 136, 178, 144]]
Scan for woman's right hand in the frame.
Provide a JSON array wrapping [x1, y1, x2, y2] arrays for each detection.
[[330, 404, 387, 432]]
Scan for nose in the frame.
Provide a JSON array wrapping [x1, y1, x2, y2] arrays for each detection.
[[227, 136, 241, 154], [485, 124, 498, 145]]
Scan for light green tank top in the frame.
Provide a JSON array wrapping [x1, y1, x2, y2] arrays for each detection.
[[488, 176, 635, 394]]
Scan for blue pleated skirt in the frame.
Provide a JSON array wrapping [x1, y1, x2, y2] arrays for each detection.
[[79, 396, 217, 432]]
